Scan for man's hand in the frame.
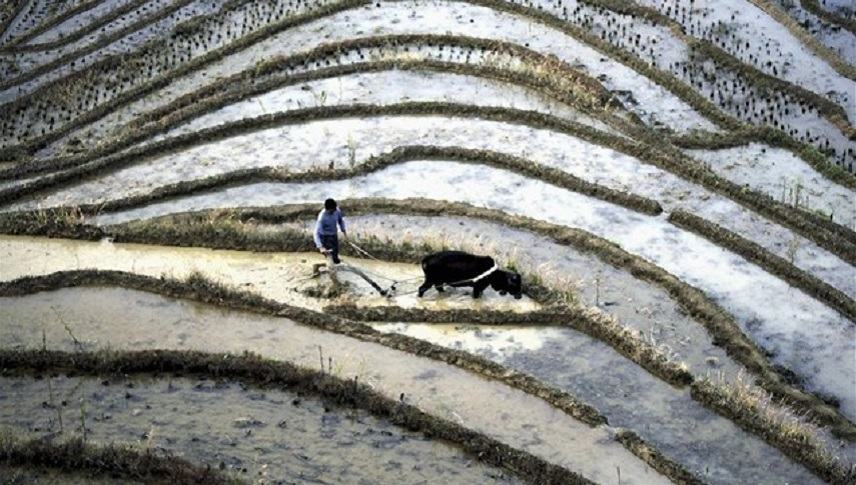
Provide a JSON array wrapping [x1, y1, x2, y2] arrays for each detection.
[[342, 231, 348, 240], [319, 247, 329, 255]]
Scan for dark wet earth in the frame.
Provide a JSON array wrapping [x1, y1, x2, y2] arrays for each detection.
[[0, 374, 520, 484]]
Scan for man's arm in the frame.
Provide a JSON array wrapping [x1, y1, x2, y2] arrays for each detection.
[[313, 212, 324, 249], [338, 210, 347, 238]]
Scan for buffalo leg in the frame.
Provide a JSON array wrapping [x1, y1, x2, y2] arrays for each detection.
[[472, 281, 490, 299], [418, 278, 434, 297]]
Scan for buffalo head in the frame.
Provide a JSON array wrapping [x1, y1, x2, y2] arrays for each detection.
[[491, 270, 523, 299]]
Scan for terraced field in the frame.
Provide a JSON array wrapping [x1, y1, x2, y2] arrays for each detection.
[[0, 0, 854, 483]]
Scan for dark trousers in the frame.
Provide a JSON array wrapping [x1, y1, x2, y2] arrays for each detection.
[[320, 234, 340, 264]]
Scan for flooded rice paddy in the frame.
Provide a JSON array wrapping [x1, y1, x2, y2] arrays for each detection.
[[15, 115, 852, 296], [0, 284, 826, 484], [1, 0, 854, 481], [80, 161, 856, 419], [2, 373, 520, 484], [0, 285, 667, 485]]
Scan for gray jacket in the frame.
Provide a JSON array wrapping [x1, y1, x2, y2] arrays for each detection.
[[313, 208, 346, 248]]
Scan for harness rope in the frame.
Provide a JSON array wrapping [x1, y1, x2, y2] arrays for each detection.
[[347, 240, 382, 261], [344, 241, 503, 296], [345, 241, 423, 295], [467, 264, 499, 284]]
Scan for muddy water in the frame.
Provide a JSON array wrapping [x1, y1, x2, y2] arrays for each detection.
[[7, 0, 178, 73], [0, 374, 519, 484], [50, 0, 709, 155], [0, 225, 733, 384], [0, 0, 225, 104], [88, 161, 855, 419], [320, 214, 740, 374], [371, 322, 826, 484], [0, 235, 539, 313], [686, 144, 856, 231], [0, 286, 670, 484], [14, 116, 636, 210], [284, 214, 744, 381], [152, 70, 618, 140], [20, 115, 851, 296], [0, 466, 134, 484], [27, 0, 143, 45]]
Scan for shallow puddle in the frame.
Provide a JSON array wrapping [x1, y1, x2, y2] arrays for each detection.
[[18, 115, 852, 296], [0, 286, 668, 484], [371, 322, 828, 484], [57, 0, 710, 153], [282, 213, 743, 381], [26, 0, 144, 45], [5, 0, 180, 75], [770, 0, 856, 61], [0, 235, 539, 313], [687, 143, 855, 230], [0, 374, 519, 484], [155, 70, 616, 138], [0, 0, 87, 45], [0, 466, 134, 485], [633, 0, 854, 115], [0, 0, 224, 104], [84, 161, 856, 418], [13, 116, 645, 210]]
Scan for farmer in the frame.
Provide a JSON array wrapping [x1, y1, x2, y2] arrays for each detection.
[[314, 198, 347, 264]]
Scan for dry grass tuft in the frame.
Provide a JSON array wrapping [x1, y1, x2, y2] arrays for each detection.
[[0, 432, 237, 483], [693, 372, 853, 484]]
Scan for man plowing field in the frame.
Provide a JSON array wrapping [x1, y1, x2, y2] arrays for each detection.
[[314, 198, 347, 264], [311, 199, 522, 299]]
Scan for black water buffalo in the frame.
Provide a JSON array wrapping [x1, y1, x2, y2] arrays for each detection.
[[418, 251, 522, 299]]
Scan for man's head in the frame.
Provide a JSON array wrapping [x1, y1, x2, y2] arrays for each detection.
[[324, 198, 337, 213]]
